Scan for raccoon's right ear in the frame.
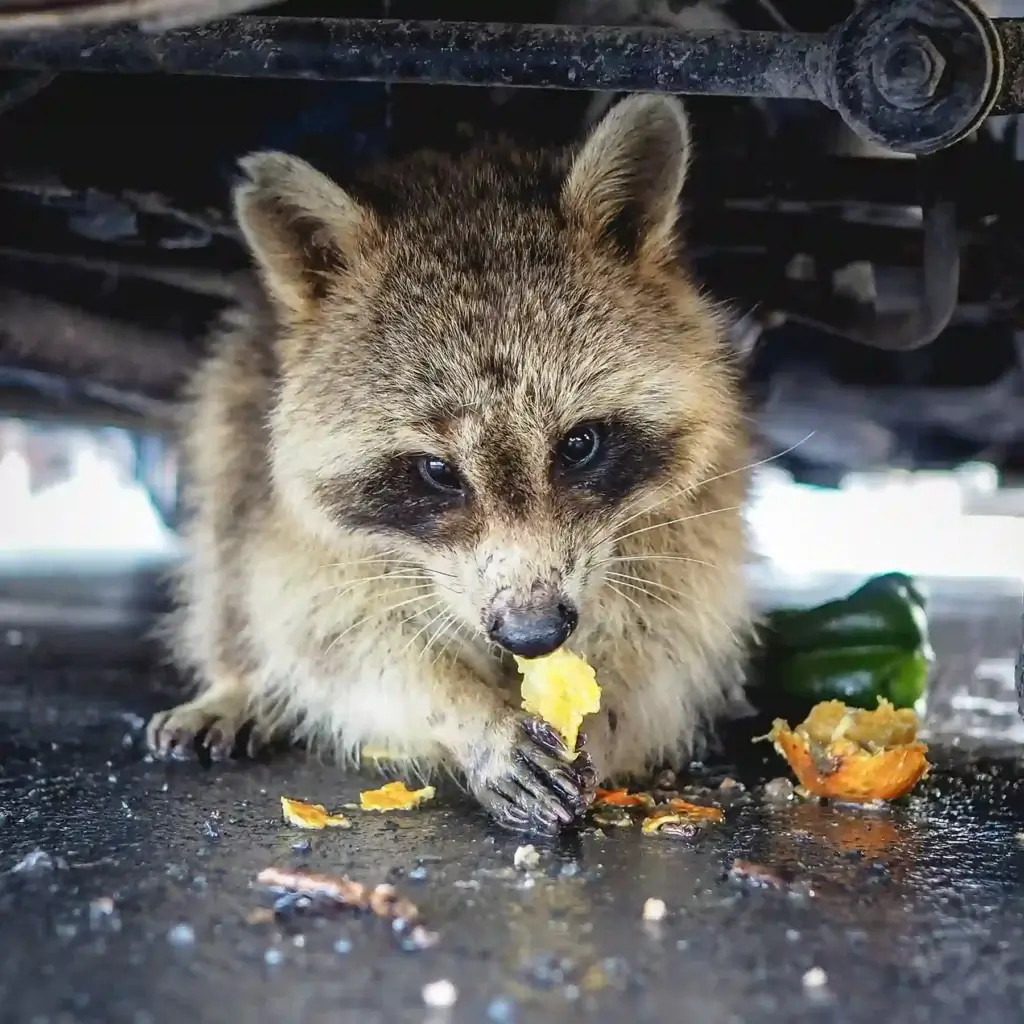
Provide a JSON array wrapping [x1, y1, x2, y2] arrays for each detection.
[[562, 93, 691, 265], [233, 152, 372, 319]]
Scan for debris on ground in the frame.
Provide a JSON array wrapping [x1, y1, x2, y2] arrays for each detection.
[[422, 979, 458, 1008], [513, 844, 540, 870], [762, 777, 796, 804], [166, 923, 196, 946], [641, 800, 724, 838], [280, 796, 351, 829], [245, 907, 276, 926], [803, 966, 829, 989], [358, 781, 436, 812], [255, 866, 439, 950], [760, 698, 930, 802], [728, 859, 815, 896], [516, 648, 601, 755], [10, 849, 66, 874], [642, 897, 667, 921], [594, 788, 656, 809]]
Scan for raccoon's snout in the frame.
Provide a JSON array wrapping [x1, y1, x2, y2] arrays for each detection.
[[487, 597, 579, 659]]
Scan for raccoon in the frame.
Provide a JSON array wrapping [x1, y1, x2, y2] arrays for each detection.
[[147, 94, 754, 834]]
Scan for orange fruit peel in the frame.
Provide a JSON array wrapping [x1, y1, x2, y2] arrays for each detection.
[[594, 788, 656, 809], [764, 698, 930, 803], [280, 796, 351, 829], [359, 781, 436, 812]]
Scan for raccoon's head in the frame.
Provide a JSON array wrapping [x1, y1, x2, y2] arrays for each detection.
[[235, 94, 742, 659]]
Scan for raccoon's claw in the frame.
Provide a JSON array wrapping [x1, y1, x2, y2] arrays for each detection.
[[473, 715, 596, 835], [146, 691, 253, 762]]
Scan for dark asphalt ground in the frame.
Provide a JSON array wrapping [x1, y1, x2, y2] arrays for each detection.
[[2, 565, 1024, 1024]]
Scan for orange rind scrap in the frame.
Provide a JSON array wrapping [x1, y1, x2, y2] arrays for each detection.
[[594, 788, 656, 809], [516, 649, 601, 755], [642, 801, 723, 836], [280, 796, 351, 830], [661, 799, 725, 823], [763, 698, 930, 803], [359, 781, 436, 812]]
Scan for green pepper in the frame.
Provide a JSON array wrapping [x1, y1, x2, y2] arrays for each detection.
[[755, 573, 933, 711]]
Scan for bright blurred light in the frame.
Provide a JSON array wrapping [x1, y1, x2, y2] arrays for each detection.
[[747, 465, 1024, 583]]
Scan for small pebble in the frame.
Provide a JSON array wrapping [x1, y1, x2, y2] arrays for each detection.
[[264, 948, 284, 966], [292, 934, 305, 948], [333, 938, 352, 954], [803, 967, 828, 989], [167, 923, 195, 947], [408, 865, 428, 881], [642, 898, 667, 922], [422, 979, 458, 1008], [514, 845, 540, 870]]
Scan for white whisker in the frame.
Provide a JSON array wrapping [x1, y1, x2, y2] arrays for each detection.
[[323, 592, 439, 657], [612, 504, 741, 546], [597, 553, 719, 571], [399, 603, 452, 659]]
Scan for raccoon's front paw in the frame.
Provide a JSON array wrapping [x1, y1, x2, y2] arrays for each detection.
[[147, 689, 258, 761], [469, 714, 596, 835]]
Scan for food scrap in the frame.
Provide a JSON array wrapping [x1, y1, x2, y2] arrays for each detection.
[[642, 897, 668, 921], [359, 781, 436, 812], [516, 648, 601, 755], [641, 798, 724, 837], [256, 866, 438, 950], [594, 788, 656, 809], [761, 697, 930, 802], [513, 844, 540, 870], [280, 796, 351, 830]]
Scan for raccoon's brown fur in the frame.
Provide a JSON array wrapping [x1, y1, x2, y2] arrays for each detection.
[[148, 94, 754, 833]]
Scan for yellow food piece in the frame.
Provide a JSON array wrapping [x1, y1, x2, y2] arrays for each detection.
[[764, 698, 930, 803], [359, 781, 436, 812], [641, 801, 724, 835], [280, 796, 351, 830], [515, 649, 601, 754]]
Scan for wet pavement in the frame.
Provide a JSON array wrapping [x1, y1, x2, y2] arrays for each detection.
[[2, 574, 1024, 1024]]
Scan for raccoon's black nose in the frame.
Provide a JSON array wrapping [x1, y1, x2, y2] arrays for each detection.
[[489, 601, 579, 659]]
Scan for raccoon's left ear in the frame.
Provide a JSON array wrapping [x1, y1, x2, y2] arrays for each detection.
[[562, 93, 691, 264], [233, 151, 374, 319]]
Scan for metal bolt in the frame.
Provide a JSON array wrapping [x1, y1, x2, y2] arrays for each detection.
[[875, 31, 947, 110]]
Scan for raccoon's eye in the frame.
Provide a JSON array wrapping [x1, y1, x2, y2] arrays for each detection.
[[417, 455, 464, 495], [556, 423, 604, 471]]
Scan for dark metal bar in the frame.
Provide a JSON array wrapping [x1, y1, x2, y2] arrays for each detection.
[[0, 17, 826, 101]]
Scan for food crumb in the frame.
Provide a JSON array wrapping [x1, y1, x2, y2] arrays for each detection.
[[333, 938, 352, 954], [763, 778, 795, 803], [514, 844, 540, 870], [642, 897, 667, 921], [245, 908, 276, 926], [264, 947, 284, 966], [422, 979, 458, 1008], [803, 967, 828, 989]]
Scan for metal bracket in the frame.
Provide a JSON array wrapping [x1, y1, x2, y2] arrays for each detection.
[[0, 0, 1010, 155]]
